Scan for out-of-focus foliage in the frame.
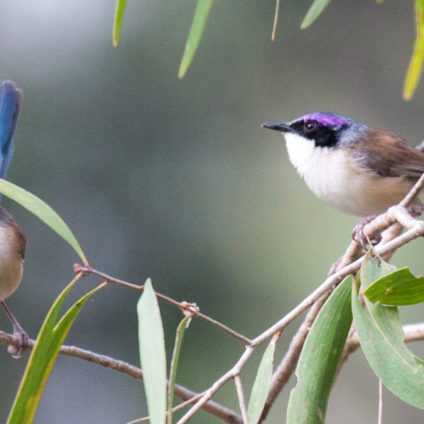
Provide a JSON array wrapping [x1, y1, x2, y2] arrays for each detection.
[[112, 0, 127, 48], [300, 0, 332, 29], [116, 0, 424, 98], [178, 0, 214, 79], [404, 0, 424, 100]]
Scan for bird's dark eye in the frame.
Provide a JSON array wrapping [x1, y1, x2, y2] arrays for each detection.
[[304, 121, 317, 132]]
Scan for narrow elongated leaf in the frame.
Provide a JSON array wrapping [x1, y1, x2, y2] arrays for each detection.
[[113, 0, 127, 47], [286, 276, 353, 424], [404, 0, 424, 100], [7, 276, 105, 424], [178, 0, 213, 79], [0, 179, 88, 264], [353, 258, 424, 409], [167, 315, 191, 424], [364, 267, 424, 306], [301, 0, 332, 29], [137, 279, 167, 424], [247, 336, 277, 424]]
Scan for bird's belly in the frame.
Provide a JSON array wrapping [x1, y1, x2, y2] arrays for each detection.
[[301, 155, 414, 216], [0, 233, 23, 301], [285, 137, 418, 216]]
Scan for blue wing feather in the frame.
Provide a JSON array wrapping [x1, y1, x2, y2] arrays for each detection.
[[0, 81, 22, 179]]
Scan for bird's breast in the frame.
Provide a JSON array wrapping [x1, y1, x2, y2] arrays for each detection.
[[0, 225, 24, 301]]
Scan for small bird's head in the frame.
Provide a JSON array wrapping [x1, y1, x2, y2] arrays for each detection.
[[262, 112, 367, 149]]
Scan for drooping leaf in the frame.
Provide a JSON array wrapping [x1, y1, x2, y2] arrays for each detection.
[[247, 336, 277, 424], [364, 267, 424, 306], [167, 315, 191, 424], [178, 0, 214, 79], [286, 276, 353, 424], [301, 0, 332, 29], [403, 0, 424, 100], [137, 279, 167, 424], [353, 258, 424, 410], [112, 0, 127, 47], [6, 275, 106, 424], [0, 179, 88, 264]]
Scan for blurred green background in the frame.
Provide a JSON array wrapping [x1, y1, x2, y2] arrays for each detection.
[[0, 0, 424, 423]]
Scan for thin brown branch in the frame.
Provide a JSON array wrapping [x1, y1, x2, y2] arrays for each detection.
[[0, 331, 242, 424], [177, 347, 255, 424], [128, 393, 205, 424], [76, 265, 252, 346], [378, 379, 383, 424], [400, 172, 424, 208], [234, 375, 248, 424]]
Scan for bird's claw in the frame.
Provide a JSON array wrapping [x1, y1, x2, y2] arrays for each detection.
[[8, 324, 29, 359], [408, 203, 424, 218], [352, 215, 381, 248]]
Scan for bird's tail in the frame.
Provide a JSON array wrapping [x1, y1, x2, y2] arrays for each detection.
[[0, 81, 22, 179]]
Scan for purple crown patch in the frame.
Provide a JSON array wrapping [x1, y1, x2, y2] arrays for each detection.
[[291, 112, 352, 127]]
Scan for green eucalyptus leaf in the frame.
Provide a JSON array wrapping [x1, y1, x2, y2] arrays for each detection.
[[167, 315, 191, 424], [286, 276, 353, 424], [364, 267, 424, 306], [112, 0, 127, 47], [137, 279, 167, 424], [353, 258, 424, 410], [247, 336, 277, 424], [7, 276, 105, 424], [178, 0, 214, 79], [0, 179, 88, 264], [301, 0, 332, 29]]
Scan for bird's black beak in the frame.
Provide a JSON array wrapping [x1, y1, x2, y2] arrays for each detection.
[[261, 121, 294, 133]]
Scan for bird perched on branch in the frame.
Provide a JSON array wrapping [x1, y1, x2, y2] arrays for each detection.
[[0, 81, 27, 358], [262, 112, 424, 219]]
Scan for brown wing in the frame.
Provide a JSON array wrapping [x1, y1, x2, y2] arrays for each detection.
[[350, 129, 424, 179]]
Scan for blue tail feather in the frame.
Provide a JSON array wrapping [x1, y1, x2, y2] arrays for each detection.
[[0, 81, 22, 179]]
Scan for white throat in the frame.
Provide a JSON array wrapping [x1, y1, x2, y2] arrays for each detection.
[[283, 133, 355, 213], [284, 133, 318, 177]]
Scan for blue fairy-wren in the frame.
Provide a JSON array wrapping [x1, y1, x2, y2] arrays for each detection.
[[0, 81, 27, 358], [262, 112, 424, 221]]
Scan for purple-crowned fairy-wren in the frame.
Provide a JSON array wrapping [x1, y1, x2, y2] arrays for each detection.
[[262, 112, 424, 220]]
